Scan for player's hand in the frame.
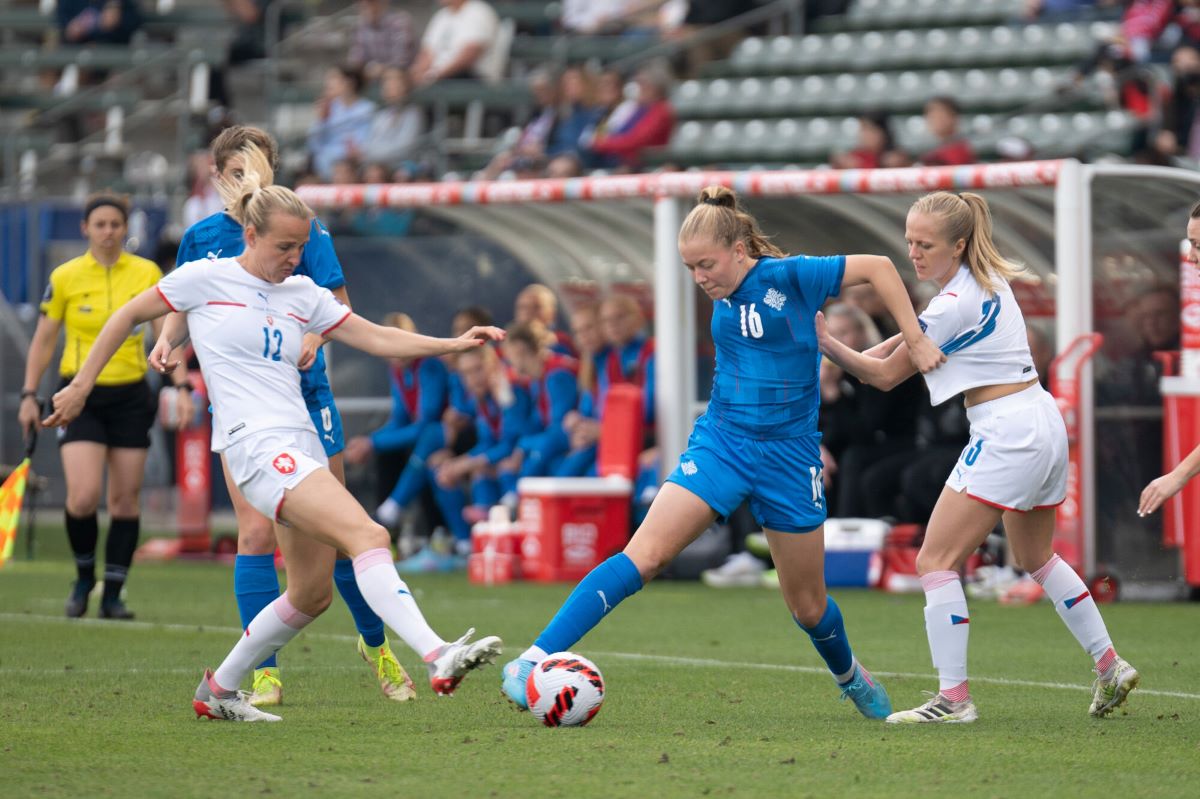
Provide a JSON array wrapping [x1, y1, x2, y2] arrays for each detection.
[[814, 310, 830, 345], [343, 435, 373, 465], [447, 326, 506, 352], [905, 334, 946, 374], [1138, 471, 1187, 517], [17, 395, 41, 436], [148, 336, 179, 374], [43, 382, 88, 428], [298, 333, 323, 370]]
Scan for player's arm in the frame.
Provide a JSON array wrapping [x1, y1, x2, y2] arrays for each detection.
[[326, 314, 505, 358], [841, 255, 944, 374], [18, 314, 64, 433], [44, 288, 173, 427], [815, 311, 916, 392], [1139, 443, 1200, 516]]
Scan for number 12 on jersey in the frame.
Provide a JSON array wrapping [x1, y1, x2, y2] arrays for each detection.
[[262, 327, 283, 361], [739, 303, 764, 339]]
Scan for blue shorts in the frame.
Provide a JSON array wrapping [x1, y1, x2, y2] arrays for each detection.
[[665, 414, 826, 533], [301, 361, 344, 457]]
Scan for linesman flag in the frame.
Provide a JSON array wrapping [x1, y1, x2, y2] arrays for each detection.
[[0, 428, 37, 568]]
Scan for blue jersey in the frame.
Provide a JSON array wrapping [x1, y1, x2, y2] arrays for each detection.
[[707, 254, 845, 438], [176, 211, 346, 401]]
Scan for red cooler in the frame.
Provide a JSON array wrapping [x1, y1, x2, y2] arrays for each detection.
[[517, 476, 632, 582], [468, 506, 523, 585]]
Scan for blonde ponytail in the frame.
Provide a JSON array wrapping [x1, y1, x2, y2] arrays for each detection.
[[214, 144, 311, 233], [678, 185, 786, 259], [910, 191, 1022, 292]]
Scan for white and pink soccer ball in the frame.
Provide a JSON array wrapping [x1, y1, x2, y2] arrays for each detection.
[[527, 652, 605, 727]]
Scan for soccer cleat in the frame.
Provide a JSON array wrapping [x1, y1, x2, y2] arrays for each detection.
[[248, 667, 283, 707], [193, 669, 281, 722], [886, 691, 978, 724], [839, 665, 893, 720], [395, 546, 466, 574], [425, 628, 503, 696], [65, 579, 94, 618], [1089, 657, 1139, 717], [501, 657, 536, 710], [99, 599, 135, 620], [358, 637, 417, 702], [701, 551, 766, 588]]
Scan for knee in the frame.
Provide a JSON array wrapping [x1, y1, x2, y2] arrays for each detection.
[[108, 495, 140, 518], [915, 548, 953, 577], [238, 515, 277, 555], [358, 522, 391, 553], [287, 585, 332, 618], [65, 495, 100, 517], [623, 545, 668, 583], [787, 591, 828, 628]]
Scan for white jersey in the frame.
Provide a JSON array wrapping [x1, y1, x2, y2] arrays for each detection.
[[157, 257, 351, 451], [918, 265, 1037, 405]]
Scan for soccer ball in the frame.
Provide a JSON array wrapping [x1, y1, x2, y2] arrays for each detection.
[[527, 652, 605, 727]]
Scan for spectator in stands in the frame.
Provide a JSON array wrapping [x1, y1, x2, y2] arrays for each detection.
[[1156, 45, 1200, 161], [545, 67, 604, 178], [817, 303, 922, 519], [918, 96, 976, 166], [1022, 0, 1101, 22], [182, 151, 223, 229], [330, 158, 361, 186], [410, 0, 501, 86], [58, 0, 142, 44], [585, 62, 676, 172], [357, 66, 424, 172], [477, 69, 562, 180], [307, 65, 376, 181], [831, 111, 905, 170], [1122, 0, 1175, 62], [514, 283, 574, 354], [348, 0, 415, 81], [662, 0, 756, 77]]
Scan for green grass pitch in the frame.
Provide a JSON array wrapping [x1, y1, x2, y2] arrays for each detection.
[[2, 529, 1198, 798]]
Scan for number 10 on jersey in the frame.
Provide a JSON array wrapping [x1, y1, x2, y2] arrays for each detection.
[[262, 327, 283, 361]]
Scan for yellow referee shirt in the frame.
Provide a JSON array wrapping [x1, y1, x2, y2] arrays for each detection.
[[40, 251, 163, 386]]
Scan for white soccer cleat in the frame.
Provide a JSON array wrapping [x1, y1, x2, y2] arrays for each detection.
[[701, 551, 766, 588], [1090, 657, 1139, 717], [886, 692, 978, 724], [193, 669, 282, 722], [426, 628, 503, 696]]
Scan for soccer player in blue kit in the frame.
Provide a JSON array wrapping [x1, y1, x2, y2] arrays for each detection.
[[151, 128, 415, 705], [501, 186, 946, 718]]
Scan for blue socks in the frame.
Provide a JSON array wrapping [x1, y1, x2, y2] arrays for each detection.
[[796, 596, 856, 683], [533, 553, 643, 655], [334, 557, 386, 647], [234, 554, 281, 669]]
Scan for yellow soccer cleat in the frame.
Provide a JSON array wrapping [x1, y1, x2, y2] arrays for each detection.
[[358, 637, 417, 702], [248, 667, 283, 707]]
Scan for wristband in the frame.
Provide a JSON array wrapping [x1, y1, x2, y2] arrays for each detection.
[[20, 389, 40, 401], [174, 382, 193, 394]]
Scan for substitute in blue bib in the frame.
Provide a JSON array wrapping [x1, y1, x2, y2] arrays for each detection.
[[501, 185, 947, 721]]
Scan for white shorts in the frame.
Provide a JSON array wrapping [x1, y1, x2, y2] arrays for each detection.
[[945, 383, 1068, 512], [223, 429, 328, 521]]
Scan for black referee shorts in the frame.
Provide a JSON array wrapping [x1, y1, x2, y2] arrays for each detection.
[[57, 378, 156, 449]]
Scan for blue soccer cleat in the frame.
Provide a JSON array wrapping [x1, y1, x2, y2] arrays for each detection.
[[501, 657, 536, 710], [839, 665, 893, 720]]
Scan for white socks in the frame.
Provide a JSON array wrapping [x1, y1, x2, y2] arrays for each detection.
[[213, 594, 313, 692], [353, 548, 445, 659], [1030, 554, 1115, 667], [922, 571, 970, 698]]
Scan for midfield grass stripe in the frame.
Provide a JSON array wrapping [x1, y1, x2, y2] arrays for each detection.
[[6, 611, 1198, 701]]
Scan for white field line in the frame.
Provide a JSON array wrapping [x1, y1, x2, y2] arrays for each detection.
[[3, 612, 1197, 701]]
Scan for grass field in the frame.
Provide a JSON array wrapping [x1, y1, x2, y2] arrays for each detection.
[[2, 529, 1199, 798]]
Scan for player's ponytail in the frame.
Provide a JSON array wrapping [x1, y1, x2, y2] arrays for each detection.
[[216, 143, 312, 234], [911, 191, 1022, 293], [678, 185, 786, 260]]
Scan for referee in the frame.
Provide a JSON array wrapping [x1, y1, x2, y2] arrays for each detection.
[[18, 192, 193, 619]]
